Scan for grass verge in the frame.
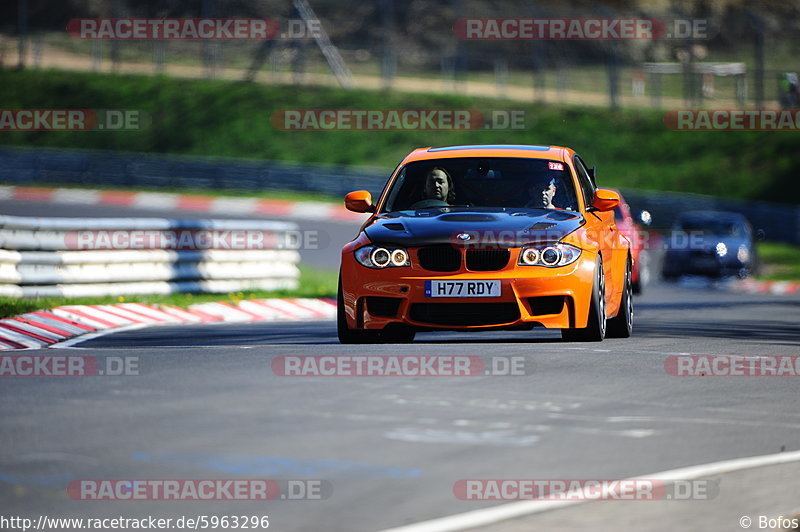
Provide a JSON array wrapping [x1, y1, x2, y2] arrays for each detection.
[[0, 265, 338, 319], [756, 242, 800, 281]]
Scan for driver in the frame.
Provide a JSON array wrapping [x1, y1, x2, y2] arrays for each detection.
[[423, 167, 456, 204]]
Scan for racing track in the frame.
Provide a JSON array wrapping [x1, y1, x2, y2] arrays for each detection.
[[1, 200, 799, 531]]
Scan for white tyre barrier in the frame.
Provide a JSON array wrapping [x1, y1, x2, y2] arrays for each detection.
[[0, 215, 303, 298]]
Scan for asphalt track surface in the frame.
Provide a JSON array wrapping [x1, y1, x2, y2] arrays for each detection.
[[2, 200, 800, 531]]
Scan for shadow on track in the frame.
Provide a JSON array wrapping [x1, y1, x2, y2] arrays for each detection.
[[633, 319, 800, 344], [637, 300, 800, 311]]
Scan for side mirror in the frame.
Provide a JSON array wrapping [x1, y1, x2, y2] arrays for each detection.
[[639, 210, 652, 226], [344, 190, 375, 213], [589, 188, 620, 212]]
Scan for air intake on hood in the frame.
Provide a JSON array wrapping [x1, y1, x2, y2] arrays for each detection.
[[530, 222, 557, 230], [438, 214, 497, 222], [383, 223, 405, 231], [546, 211, 577, 221]]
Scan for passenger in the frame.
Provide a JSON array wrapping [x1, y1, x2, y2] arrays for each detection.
[[526, 178, 558, 209]]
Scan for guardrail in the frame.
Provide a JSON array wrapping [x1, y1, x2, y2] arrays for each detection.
[[0, 215, 300, 298], [0, 146, 389, 198]]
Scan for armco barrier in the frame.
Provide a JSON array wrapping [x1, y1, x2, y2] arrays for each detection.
[[0, 215, 300, 298], [0, 145, 388, 199]]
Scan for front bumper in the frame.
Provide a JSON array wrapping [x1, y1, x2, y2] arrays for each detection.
[[663, 250, 749, 278], [340, 248, 598, 331]]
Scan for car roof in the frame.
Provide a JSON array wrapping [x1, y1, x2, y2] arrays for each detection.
[[400, 144, 573, 164]]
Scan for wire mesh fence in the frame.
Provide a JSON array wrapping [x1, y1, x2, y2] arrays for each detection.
[[3, 0, 799, 110]]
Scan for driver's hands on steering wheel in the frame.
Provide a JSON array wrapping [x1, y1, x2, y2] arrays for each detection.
[[409, 198, 450, 209]]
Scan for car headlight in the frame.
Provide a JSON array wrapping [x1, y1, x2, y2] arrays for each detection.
[[355, 245, 410, 269], [518, 243, 581, 267], [737, 245, 750, 263], [715, 242, 728, 257]]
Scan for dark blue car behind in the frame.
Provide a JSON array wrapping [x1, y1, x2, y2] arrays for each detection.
[[662, 211, 757, 280]]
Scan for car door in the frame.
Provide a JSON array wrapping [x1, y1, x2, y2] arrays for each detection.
[[573, 155, 621, 308]]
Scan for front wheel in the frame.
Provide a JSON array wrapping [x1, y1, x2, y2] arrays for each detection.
[[562, 257, 606, 342], [607, 257, 633, 338], [380, 323, 416, 343]]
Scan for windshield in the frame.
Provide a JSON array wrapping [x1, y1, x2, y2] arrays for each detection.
[[380, 157, 580, 213], [677, 218, 744, 237]]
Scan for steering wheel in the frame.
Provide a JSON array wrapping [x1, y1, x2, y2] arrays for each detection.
[[409, 199, 450, 209]]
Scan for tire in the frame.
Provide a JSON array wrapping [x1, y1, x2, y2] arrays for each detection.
[[337, 273, 381, 344], [380, 323, 416, 343], [562, 257, 606, 342], [607, 258, 633, 338]]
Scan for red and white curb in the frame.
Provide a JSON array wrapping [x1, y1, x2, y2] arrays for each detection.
[[0, 185, 366, 222], [729, 279, 800, 295], [0, 298, 336, 350]]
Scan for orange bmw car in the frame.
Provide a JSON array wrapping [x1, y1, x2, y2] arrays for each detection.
[[338, 145, 632, 343]]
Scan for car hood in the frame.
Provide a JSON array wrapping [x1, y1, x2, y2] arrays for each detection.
[[364, 208, 585, 247]]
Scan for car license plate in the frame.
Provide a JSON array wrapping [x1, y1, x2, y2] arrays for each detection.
[[425, 280, 500, 298]]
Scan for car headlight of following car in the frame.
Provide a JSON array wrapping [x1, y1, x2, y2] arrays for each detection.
[[355, 245, 411, 269], [737, 245, 750, 263], [518, 243, 582, 267]]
